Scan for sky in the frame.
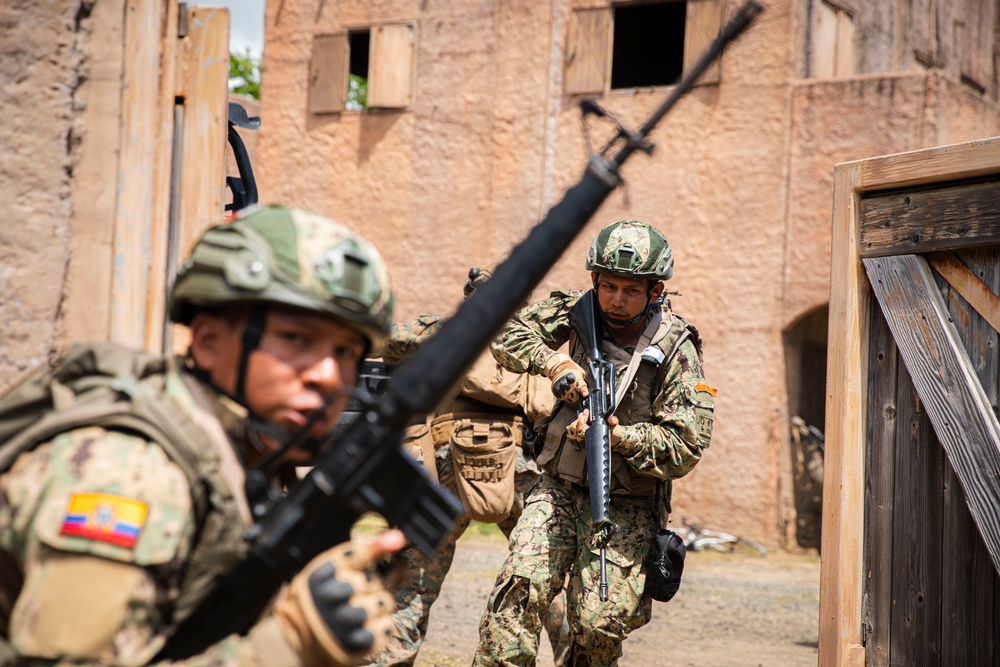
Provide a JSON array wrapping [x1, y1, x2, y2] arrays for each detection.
[[215, 0, 265, 58]]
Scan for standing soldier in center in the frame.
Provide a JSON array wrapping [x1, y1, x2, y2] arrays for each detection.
[[364, 267, 570, 667], [474, 220, 716, 667]]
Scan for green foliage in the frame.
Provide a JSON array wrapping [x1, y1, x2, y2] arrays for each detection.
[[229, 50, 261, 100], [347, 74, 368, 111]]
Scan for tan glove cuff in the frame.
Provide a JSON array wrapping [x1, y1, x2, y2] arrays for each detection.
[[609, 424, 626, 448], [249, 616, 308, 667], [544, 353, 587, 403], [543, 352, 576, 379]]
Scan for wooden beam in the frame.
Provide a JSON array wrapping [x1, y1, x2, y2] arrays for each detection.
[[859, 180, 1000, 256], [851, 136, 1000, 192], [112, 0, 166, 347], [62, 0, 126, 347], [864, 254, 1000, 576], [167, 4, 230, 354], [819, 161, 868, 667], [143, 0, 180, 355], [861, 301, 898, 667], [928, 252, 1000, 336]]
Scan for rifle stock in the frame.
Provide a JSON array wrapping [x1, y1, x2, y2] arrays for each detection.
[[156, 2, 761, 657]]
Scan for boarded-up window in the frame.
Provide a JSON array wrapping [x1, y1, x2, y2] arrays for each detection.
[[368, 24, 415, 108], [810, 0, 856, 78], [684, 0, 723, 85], [565, 8, 611, 94], [308, 34, 348, 113]]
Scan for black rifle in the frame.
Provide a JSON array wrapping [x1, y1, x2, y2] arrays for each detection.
[[157, 2, 762, 658], [572, 289, 618, 601]]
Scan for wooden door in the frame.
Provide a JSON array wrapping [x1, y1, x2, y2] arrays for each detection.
[[820, 137, 1000, 667]]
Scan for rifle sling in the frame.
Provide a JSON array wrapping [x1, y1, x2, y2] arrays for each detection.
[[612, 310, 663, 413]]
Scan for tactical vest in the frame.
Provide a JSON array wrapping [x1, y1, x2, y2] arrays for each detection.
[[0, 343, 250, 633], [537, 305, 702, 497]]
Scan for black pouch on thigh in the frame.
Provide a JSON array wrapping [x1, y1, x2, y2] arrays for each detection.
[[644, 480, 686, 603]]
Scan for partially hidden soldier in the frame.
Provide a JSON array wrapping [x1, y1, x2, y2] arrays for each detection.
[[0, 205, 404, 666], [473, 220, 717, 667], [363, 267, 570, 667]]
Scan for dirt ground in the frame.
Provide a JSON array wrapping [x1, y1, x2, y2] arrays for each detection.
[[412, 532, 821, 667]]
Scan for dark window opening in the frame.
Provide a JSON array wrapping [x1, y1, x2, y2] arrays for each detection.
[[611, 2, 687, 89], [348, 30, 370, 110]]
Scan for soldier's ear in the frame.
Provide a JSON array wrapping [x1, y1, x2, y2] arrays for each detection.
[[650, 281, 665, 301], [188, 313, 230, 374]]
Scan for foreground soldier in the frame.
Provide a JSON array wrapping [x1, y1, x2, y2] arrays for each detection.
[[365, 267, 569, 667], [0, 206, 402, 665], [474, 220, 716, 666]]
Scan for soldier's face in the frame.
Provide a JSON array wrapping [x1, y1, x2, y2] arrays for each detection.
[[593, 274, 663, 327], [190, 306, 366, 448]]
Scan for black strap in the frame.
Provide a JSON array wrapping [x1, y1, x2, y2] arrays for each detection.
[[235, 306, 267, 405], [653, 479, 673, 528]]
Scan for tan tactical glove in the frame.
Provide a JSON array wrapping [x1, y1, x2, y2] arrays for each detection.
[[544, 353, 588, 404], [566, 410, 621, 444], [273, 530, 403, 666]]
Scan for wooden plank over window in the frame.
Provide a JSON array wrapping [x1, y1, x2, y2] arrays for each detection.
[[308, 34, 348, 114], [833, 4, 856, 77], [859, 180, 1000, 257], [811, 0, 855, 78], [368, 23, 414, 109], [565, 8, 610, 95], [864, 253, 1000, 577], [684, 0, 723, 85]]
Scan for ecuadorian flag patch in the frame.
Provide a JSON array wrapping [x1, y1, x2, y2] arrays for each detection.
[[61, 493, 148, 548]]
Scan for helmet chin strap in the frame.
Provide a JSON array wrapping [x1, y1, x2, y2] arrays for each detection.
[[243, 388, 348, 521]]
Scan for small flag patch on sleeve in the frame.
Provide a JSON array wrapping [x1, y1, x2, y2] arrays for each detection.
[[61, 492, 148, 548]]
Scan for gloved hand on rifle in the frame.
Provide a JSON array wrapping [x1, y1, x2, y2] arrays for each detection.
[[566, 408, 622, 445], [544, 352, 589, 404], [272, 529, 405, 666]]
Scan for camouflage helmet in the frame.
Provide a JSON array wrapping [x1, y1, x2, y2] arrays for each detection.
[[585, 219, 673, 281], [464, 266, 493, 298], [168, 205, 394, 351]]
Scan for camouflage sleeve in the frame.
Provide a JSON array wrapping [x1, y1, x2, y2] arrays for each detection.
[[489, 290, 584, 375], [612, 337, 716, 480], [0, 429, 301, 667], [380, 314, 444, 365]]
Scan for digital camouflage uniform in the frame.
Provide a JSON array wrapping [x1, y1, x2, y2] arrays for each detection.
[[0, 352, 300, 667], [0, 206, 396, 666], [364, 315, 570, 667], [474, 287, 715, 667]]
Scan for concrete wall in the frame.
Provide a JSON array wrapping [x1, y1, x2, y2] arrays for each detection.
[[256, 0, 1000, 546], [0, 0, 92, 386]]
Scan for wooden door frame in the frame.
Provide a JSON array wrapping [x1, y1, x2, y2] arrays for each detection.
[[820, 137, 1000, 667]]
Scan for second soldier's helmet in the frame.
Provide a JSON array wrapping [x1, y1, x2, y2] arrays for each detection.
[[464, 266, 493, 298], [168, 205, 394, 352], [585, 219, 673, 281]]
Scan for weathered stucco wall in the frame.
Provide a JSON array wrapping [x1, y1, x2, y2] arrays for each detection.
[[0, 0, 88, 386], [257, 0, 999, 545]]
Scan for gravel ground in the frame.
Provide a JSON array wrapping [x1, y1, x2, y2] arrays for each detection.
[[413, 533, 820, 667]]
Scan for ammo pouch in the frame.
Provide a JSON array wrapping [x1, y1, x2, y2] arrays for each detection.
[[645, 480, 687, 602], [432, 413, 520, 523]]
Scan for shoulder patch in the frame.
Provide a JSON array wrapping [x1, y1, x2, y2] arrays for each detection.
[[695, 383, 718, 397], [61, 492, 148, 549]]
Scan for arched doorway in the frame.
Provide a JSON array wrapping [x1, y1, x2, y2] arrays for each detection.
[[783, 305, 828, 551]]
